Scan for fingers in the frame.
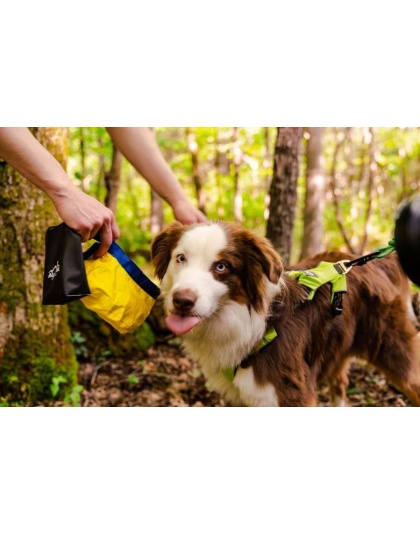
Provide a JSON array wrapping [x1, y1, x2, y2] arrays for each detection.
[[94, 222, 113, 258], [92, 210, 121, 258], [88, 222, 103, 242], [195, 210, 208, 223], [172, 202, 208, 225], [111, 217, 121, 241], [182, 210, 207, 224]]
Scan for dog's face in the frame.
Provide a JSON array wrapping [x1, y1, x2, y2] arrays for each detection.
[[151, 222, 283, 335]]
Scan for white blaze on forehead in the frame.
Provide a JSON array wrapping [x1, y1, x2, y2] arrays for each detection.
[[175, 224, 227, 266]]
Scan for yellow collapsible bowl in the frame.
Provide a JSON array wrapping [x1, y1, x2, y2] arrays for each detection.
[[81, 241, 160, 334]]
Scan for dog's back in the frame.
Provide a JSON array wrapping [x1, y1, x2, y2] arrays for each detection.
[[252, 252, 420, 406]]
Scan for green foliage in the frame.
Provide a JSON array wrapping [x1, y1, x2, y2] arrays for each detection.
[[128, 374, 140, 385], [64, 385, 84, 407], [134, 321, 156, 351], [69, 126, 420, 262], [0, 398, 25, 407], [68, 300, 156, 361], [51, 375, 67, 397], [70, 331, 88, 359], [0, 327, 78, 404]]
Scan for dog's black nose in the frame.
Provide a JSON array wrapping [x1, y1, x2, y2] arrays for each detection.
[[172, 290, 197, 313]]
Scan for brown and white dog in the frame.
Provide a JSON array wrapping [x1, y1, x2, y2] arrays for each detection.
[[151, 221, 420, 407]]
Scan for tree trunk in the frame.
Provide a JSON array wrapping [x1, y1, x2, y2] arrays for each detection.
[[104, 143, 122, 214], [0, 128, 77, 404], [232, 127, 243, 223], [79, 127, 86, 192], [266, 127, 303, 263], [186, 128, 206, 215], [214, 128, 229, 218], [263, 127, 272, 220], [300, 127, 324, 259], [96, 134, 106, 200], [150, 189, 164, 236]]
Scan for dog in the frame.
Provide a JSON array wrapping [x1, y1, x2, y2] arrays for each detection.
[[151, 221, 420, 407]]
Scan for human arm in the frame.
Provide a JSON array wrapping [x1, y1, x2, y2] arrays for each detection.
[[0, 127, 120, 257], [106, 127, 207, 224]]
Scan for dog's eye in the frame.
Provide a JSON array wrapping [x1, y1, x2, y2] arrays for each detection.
[[176, 254, 186, 264], [214, 262, 227, 273]]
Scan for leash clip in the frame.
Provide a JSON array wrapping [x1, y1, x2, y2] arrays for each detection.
[[334, 260, 353, 275]]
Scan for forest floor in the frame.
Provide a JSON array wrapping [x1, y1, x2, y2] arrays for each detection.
[[66, 341, 412, 408]]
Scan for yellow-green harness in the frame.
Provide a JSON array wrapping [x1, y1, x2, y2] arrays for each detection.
[[288, 240, 396, 315], [287, 260, 349, 316], [221, 240, 396, 383]]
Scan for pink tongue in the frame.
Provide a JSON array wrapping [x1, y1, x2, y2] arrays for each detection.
[[165, 314, 201, 335]]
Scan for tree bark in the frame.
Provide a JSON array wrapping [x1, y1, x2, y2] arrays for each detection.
[[266, 127, 303, 263], [150, 189, 164, 236], [96, 134, 106, 200], [186, 128, 206, 215], [104, 143, 122, 214], [232, 127, 243, 223], [79, 127, 86, 192], [300, 127, 324, 259], [0, 128, 78, 404], [214, 128, 229, 218]]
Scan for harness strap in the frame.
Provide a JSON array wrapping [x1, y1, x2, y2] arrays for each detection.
[[287, 239, 397, 316], [287, 261, 348, 316], [222, 325, 277, 382], [258, 325, 277, 350]]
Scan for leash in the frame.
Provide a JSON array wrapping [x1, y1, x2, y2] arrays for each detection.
[[340, 239, 396, 268]]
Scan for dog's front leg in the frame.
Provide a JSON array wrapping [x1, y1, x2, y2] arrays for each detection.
[[233, 367, 279, 407]]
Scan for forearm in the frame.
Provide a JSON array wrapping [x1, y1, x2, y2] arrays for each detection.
[[0, 127, 77, 202], [106, 127, 187, 206], [0, 127, 120, 253]]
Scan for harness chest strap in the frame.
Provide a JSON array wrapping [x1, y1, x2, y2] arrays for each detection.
[[222, 325, 277, 383]]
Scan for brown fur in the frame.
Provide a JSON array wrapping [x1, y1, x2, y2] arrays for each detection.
[[212, 223, 282, 313], [248, 251, 420, 406], [151, 221, 185, 280]]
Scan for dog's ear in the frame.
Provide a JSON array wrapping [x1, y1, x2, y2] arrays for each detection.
[[224, 225, 283, 311], [151, 221, 185, 280], [223, 223, 283, 284], [247, 234, 283, 284]]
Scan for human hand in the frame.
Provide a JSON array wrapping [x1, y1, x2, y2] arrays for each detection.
[[53, 187, 120, 257], [171, 199, 208, 225]]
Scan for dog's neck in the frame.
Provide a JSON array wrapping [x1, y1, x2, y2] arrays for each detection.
[[180, 276, 306, 374], [182, 301, 267, 372]]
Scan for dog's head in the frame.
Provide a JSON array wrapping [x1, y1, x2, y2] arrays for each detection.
[[151, 221, 283, 336]]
